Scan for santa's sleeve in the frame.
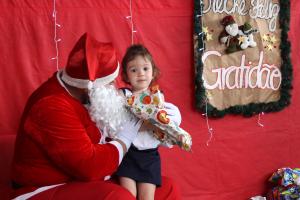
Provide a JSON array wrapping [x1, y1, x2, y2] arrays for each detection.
[[24, 95, 120, 181]]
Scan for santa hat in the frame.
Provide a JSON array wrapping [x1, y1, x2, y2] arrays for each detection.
[[61, 33, 119, 89], [221, 15, 236, 26]]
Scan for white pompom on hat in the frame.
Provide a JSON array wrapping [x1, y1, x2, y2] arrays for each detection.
[[61, 33, 119, 89]]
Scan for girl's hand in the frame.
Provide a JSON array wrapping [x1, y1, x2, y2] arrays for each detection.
[[164, 102, 182, 125]]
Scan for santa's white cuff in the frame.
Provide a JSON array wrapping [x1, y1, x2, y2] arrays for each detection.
[[12, 184, 65, 200], [108, 141, 124, 164]]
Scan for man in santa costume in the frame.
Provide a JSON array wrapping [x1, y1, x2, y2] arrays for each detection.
[[219, 15, 240, 54], [11, 33, 181, 200]]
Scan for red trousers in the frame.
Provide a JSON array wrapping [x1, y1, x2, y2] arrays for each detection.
[[26, 176, 180, 200]]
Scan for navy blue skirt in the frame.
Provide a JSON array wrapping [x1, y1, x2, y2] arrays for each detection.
[[115, 145, 161, 186]]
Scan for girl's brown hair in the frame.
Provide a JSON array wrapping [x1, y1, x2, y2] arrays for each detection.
[[121, 44, 160, 83]]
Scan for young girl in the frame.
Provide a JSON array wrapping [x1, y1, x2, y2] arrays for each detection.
[[115, 44, 181, 200]]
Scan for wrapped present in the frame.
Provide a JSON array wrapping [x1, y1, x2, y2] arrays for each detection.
[[269, 168, 300, 187], [126, 85, 192, 151], [268, 168, 300, 200], [268, 186, 300, 200]]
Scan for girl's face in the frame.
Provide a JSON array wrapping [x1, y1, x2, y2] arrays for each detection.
[[126, 55, 153, 93]]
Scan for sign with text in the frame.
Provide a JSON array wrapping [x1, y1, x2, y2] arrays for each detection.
[[194, 0, 292, 117]]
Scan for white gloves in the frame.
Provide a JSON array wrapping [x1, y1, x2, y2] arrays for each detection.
[[115, 103, 180, 151], [164, 102, 182, 125], [116, 116, 142, 150]]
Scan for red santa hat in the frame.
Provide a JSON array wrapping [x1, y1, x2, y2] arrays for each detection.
[[61, 33, 119, 89], [221, 15, 236, 26]]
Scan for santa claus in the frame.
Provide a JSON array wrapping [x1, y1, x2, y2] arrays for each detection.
[[11, 33, 181, 200], [219, 15, 241, 54]]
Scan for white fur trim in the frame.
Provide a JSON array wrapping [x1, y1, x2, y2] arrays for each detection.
[[61, 70, 90, 89], [13, 183, 65, 200], [108, 140, 124, 164], [61, 63, 119, 89]]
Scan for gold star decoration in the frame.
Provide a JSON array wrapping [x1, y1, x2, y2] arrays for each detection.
[[270, 35, 277, 44], [206, 33, 213, 41], [202, 26, 209, 34], [202, 26, 215, 42], [206, 91, 212, 99], [262, 33, 278, 51], [238, 36, 246, 45], [266, 44, 273, 51], [262, 34, 269, 42]]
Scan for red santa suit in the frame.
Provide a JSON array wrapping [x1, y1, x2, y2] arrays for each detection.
[[11, 33, 180, 200], [11, 72, 120, 194]]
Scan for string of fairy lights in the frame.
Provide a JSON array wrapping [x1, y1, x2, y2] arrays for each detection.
[[197, 0, 214, 146], [126, 0, 137, 44], [258, 112, 265, 127], [197, 0, 205, 53], [50, 0, 136, 70], [51, 0, 60, 71]]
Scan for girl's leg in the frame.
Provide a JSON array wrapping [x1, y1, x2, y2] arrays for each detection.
[[137, 182, 156, 200], [119, 176, 137, 197]]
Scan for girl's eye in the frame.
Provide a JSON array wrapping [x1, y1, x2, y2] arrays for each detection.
[[130, 68, 136, 73], [143, 67, 149, 71]]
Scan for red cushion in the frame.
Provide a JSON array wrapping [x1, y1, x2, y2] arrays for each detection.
[[0, 134, 16, 200]]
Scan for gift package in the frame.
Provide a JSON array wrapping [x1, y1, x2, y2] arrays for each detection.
[[126, 85, 192, 151], [268, 168, 300, 200]]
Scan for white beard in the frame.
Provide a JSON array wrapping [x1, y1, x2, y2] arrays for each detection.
[[88, 84, 132, 143]]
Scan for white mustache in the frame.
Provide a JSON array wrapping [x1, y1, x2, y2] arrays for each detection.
[[87, 85, 132, 141]]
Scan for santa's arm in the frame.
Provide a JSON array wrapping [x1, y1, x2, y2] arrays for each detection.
[[24, 96, 120, 181]]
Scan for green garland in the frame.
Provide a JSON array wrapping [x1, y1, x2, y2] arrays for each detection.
[[194, 0, 292, 118]]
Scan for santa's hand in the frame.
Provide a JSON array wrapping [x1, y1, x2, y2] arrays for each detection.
[[164, 102, 182, 125], [115, 117, 142, 150]]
